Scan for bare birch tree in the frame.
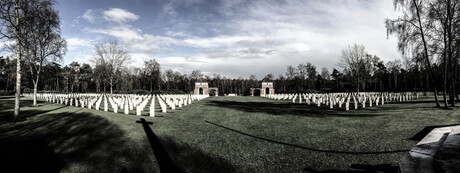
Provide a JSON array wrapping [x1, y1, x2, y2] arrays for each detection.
[[21, 0, 66, 106], [386, 0, 441, 107], [93, 40, 130, 95], [0, 0, 35, 120], [338, 44, 370, 93]]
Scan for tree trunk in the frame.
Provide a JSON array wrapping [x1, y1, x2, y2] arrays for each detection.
[[33, 82, 38, 107], [6, 74, 9, 94], [395, 74, 398, 91], [443, 14, 449, 109], [413, 0, 440, 107], [13, 0, 21, 120], [357, 74, 360, 93], [456, 59, 459, 101], [427, 72, 430, 90], [56, 77, 59, 92], [389, 75, 392, 91], [447, 0, 455, 106], [32, 69, 41, 107], [405, 76, 408, 91], [150, 80, 152, 92], [443, 54, 448, 108], [110, 77, 113, 95]]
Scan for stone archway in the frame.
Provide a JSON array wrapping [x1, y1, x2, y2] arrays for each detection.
[[208, 87, 219, 97], [251, 88, 261, 96], [194, 79, 209, 95], [261, 78, 274, 96]]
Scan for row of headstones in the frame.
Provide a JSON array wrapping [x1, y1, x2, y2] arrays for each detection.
[[22, 93, 209, 116], [262, 92, 431, 111]]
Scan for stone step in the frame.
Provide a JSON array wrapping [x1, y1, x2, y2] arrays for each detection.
[[399, 125, 460, 173], [434, 126, 460, 172]]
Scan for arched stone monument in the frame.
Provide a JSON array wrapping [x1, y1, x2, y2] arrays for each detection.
[[194, 78, 209, 95], [194, 78, 218, 96], [251, 77, 275, 96]]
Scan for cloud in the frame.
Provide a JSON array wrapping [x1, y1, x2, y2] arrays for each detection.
[[66, 0, 402, 79], [103, 8, 139, 24], [67, 38, 93, 47], [82, 9, 96, 23], [72, 54, 94, 65], [85, 25, 185, 54], [86, 25, 143, 41], [162, 3, 178, 19], [165, 31, 190, 37]]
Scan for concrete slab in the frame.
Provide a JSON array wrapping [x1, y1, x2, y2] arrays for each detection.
[[434, 125, 460, 173], [412, 127, 452, 156], [399, 151, 436, 173], [399, 125, 454, 173]]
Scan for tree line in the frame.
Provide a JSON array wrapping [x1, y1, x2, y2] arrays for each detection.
[[0, 45, 443, 96], [386, 0, 460, 108]]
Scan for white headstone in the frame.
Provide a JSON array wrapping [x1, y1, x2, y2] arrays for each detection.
[[150, 97, 155, 117], [124, 104, 129, 114], [104, 97, 108, 111], [136, 106, 141, 116]]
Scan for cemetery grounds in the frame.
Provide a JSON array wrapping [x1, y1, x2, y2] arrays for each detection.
[[0, 95, 458, 172]]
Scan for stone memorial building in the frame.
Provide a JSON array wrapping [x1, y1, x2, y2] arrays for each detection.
[[251, 77, 275, 96], [194, 78, 218, 96]]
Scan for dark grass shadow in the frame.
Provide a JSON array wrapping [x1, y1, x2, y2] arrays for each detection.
[[206, 120, 409, 155], [137, 118, 179, 173], [0, 111, 156, 172], [0, 96, 47, 108], [0, 97, 50, 122], [0, 95, 17, 99], [408, 124, 459, 141], [206, 100, 385, 117], [160, 135, 238, 173], [0, 139, 66, 173], [386, 100, 437, 104], [0, 105, 67, 125], [303, 164, 397, 173], [379, 99, 460, 110], [350, 164, 398, 172]]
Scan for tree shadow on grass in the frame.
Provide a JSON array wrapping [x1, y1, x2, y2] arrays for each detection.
[[160, 135, 238, 173], [386, 99, 436, 104], [0, 96, 46, 109], [0, 110, 156, 173], [206, 120, 409, 155], [136, 118, 179, 173], [0, 139, 66, 173], [206, 100, 385, 117], [0, 105, 68, 126], [303, 164, 398, 173], [0, 97, 50, 122]]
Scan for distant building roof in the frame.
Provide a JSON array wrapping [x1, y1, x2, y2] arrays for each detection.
[[261, 77, 272, 82], [196, 78, 207, 82]]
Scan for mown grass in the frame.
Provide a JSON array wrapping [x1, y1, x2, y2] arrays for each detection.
[[0, 95, 458, 172]]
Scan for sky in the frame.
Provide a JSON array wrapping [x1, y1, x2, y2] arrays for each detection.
[[9, 0, 404, 79]]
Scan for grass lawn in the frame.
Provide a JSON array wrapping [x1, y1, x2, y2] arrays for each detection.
[[0, 95, 458, 172]]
